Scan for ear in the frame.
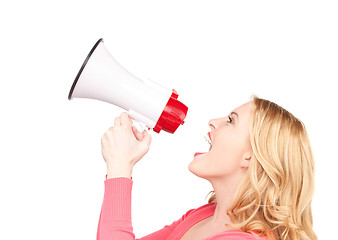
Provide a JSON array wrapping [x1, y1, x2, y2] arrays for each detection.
[[240, 153, 251, 169]]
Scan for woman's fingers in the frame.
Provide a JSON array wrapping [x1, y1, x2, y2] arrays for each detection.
[[132, 126, 143, 141], [101, 113, 152, 178], [141, 130, 152, 147], [114, 115, 121, 127], [113, 112, 133, 128], [120, 112, 133, 127]]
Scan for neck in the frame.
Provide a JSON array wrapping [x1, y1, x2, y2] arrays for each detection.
[[208, 171, 244, 226]]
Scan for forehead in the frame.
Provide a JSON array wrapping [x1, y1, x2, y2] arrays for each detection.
[[232, 101, 252, 114], [233, 102, 252, 124]]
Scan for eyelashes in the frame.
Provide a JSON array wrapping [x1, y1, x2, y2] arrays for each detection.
[[227, 116, 233, 124]]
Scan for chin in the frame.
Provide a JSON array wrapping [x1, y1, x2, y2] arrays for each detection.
[[188, 158, 209, 179], [188, 160, 196, 174]]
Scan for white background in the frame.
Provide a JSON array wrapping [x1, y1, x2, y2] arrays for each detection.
[[0, 1, 337, 239]]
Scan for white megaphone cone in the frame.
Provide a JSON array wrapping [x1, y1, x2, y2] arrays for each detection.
[[68, 38, 188, 134]]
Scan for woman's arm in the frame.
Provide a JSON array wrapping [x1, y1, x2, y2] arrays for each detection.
[[97, 113, 196, 239], [96, 177, 134, 240], [96, 112, 153, 239], [96, 176, 194, 240]]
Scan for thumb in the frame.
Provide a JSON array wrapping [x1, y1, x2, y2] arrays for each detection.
[[141, 130, 152, 147], [132, 126, 144, 141]]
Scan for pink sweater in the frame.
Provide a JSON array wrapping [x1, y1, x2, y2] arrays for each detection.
[[96, 177, 267, 240]]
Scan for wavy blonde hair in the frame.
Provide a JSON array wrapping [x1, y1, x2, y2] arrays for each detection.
[[208, 96, 316, 240]]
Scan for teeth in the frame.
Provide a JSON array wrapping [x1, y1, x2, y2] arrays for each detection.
[[204, 134, 213, 146]]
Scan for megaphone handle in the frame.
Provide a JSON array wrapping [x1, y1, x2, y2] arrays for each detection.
[[132, 120, 146, 133]]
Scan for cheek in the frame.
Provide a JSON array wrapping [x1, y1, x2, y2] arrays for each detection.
[[209, 149, 238, 174], [206, 136, 245, 173], [214, 136, 243, 161]]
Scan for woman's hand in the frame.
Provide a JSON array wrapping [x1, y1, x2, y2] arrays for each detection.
[[101, 112, 152, 179]]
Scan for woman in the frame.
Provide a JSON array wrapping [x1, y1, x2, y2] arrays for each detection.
[[96, 96, 316, 240]]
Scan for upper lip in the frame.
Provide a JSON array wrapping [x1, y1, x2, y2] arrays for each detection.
[[208, 132, 212, 143], [208, 132, 213, 151], [205, 132, 213, 147]]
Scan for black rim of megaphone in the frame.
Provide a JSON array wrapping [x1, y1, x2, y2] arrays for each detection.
[[68, 38, 104, 100]]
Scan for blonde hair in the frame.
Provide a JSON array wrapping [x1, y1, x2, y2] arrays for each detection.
[[208, 96, 316, 240]]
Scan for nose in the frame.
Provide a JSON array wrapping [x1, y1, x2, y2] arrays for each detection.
[[208, 119, 216, 130]]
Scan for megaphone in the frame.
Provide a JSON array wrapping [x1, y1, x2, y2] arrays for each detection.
[[68, 38, 188, 134]]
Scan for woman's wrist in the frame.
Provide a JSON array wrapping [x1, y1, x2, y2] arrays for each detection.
[[106, 162, 133, 179]]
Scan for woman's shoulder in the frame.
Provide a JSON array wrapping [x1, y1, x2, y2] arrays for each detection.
[[207, 230, 268, 240], [182, 205, 269, 240], [188, 203, 216, 213], [181, 203, 216, 219]]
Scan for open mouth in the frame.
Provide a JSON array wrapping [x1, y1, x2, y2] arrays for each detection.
[[194, 133, 213, 157], [205, 132, 213, 151]]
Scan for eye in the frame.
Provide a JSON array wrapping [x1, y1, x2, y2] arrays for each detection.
[[227, 116, 233, 124]]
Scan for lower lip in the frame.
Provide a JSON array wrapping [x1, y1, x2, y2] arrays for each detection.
[[194, 152, 206, 157]]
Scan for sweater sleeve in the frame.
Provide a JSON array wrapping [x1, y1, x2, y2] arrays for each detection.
[[96, 177, 134, 240], [96, 177, 193, 240]]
